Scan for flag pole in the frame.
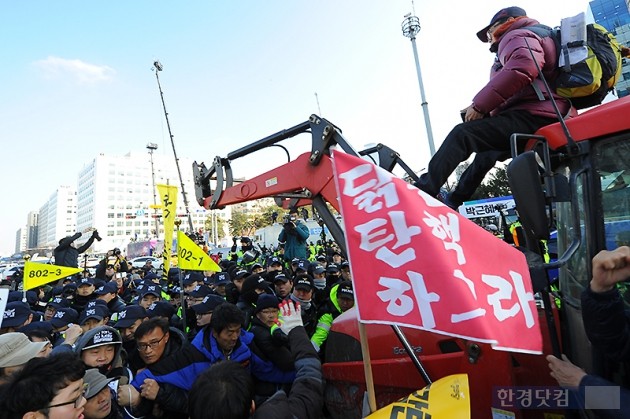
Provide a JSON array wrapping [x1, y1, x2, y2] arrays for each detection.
[[358, 321, 377, 413]]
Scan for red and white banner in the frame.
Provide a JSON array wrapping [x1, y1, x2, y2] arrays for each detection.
[[332, 151, 542, 354]]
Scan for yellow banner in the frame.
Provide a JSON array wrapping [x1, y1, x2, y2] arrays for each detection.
[[177, 231, 220, 271], [157, 184, 178, 282], [366, 374, 470, 419], [23, 261, 83, 290]]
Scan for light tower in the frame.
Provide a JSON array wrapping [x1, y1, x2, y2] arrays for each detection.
[[402, 13, 436, 156], [147, 142, 159, 238], [152, 60, 195, 233]]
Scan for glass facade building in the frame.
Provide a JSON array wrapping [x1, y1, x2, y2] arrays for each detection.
[[590, 0, 630, 97]]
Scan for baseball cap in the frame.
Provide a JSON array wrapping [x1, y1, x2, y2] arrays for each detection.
[[77, 277, 95, 287], [296, 259, 309, 272], [0, 333, 48, 368], [83, 368, 116, 399], [291, 258, 300, 265], [190, 284, 213, 298], [85, 299, 110, 314], [294, 276, 314, 291], [50, 307, 79, 329], [146, 301, 176, 319], [337, 281, 354, 300], [241, 274, 270, 295], [79, 306, 107, 326], [192, 294, 225, 314], [316, 255, 326, 262], [327, 263, 340, 273], [113, 305, 147, 328], [46, 296, 70, 310], [2, 302, 32, 328], [268, 256, 283, 266], [20, 291, 38, 306], [183, 271, 204, 286], [62, 282, 77, 295], [140, 285, 162, 298], [476, 6, 527, 42], [340, 261, 350, 269], [81, 326, 122, 351], [213, 272, 230, 286], [94, 281, 118, 296], [233, 270, 249, 281], [144, 272, 159, 282], [17, 320, 54, 335], [313, 265, 326, 275], [272, 273, 290, 283]]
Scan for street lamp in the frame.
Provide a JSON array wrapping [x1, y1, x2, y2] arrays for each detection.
[[402, 13, 436, 157], [147, 142, 159, 238]]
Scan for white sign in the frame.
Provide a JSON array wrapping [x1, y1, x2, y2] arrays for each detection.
[[0, 289, 10, 329]]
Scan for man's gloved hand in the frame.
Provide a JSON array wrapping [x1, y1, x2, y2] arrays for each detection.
[[278, 300, 303, 335], [92, 229, 102, 241]]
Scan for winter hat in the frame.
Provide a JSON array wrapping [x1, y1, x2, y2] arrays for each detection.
[[255, 294, 279, 313]]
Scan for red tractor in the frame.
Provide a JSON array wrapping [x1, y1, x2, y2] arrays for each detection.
[[194, 97, 630, 417]]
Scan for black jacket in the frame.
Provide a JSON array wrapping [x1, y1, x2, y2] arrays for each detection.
[[582, 286, 630, 362], [130, 327, 190, 418], [54, 232, 96, 268], [250, 317, 294, 371], [250, 316, 295, 399], [254, 326, 324, 419], [95, 257, 130, 278]]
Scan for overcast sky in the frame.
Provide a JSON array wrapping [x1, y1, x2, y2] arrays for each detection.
[[0, 1, 593, 256]]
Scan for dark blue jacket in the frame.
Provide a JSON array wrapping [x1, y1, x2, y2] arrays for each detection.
[[131, 327, 295, 391]]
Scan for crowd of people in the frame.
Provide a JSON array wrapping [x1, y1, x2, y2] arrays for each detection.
[[0, 232, 354, 419]]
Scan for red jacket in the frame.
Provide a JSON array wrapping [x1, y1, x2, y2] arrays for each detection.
[[473, 17, 577, 119]]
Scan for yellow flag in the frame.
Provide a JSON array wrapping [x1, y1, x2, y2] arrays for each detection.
[[177, 231, 220, 271], [366, 374, 470, 419], [157, 184, 178, 282], [23, 261, 83, 290]]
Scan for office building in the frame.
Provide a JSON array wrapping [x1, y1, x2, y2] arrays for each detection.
[[36, 186, 77, 248], [75, 151, 230, 253]]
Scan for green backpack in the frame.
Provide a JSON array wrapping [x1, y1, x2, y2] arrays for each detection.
[[528, 22, 623, 110]]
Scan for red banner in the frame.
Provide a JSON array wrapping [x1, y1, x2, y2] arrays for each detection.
[[332, 151, 542, 354]]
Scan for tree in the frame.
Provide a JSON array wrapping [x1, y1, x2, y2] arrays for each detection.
[[471, 164, 512, 200], [228, 203, 282, 238], [204, 213, 227, 244], [228, 211, 251, 237]]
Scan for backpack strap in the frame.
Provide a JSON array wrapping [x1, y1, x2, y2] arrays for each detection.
[[525, 25, 554, 102]]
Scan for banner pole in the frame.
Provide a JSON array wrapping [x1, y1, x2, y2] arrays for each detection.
[[358, 321, 377, 413]]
